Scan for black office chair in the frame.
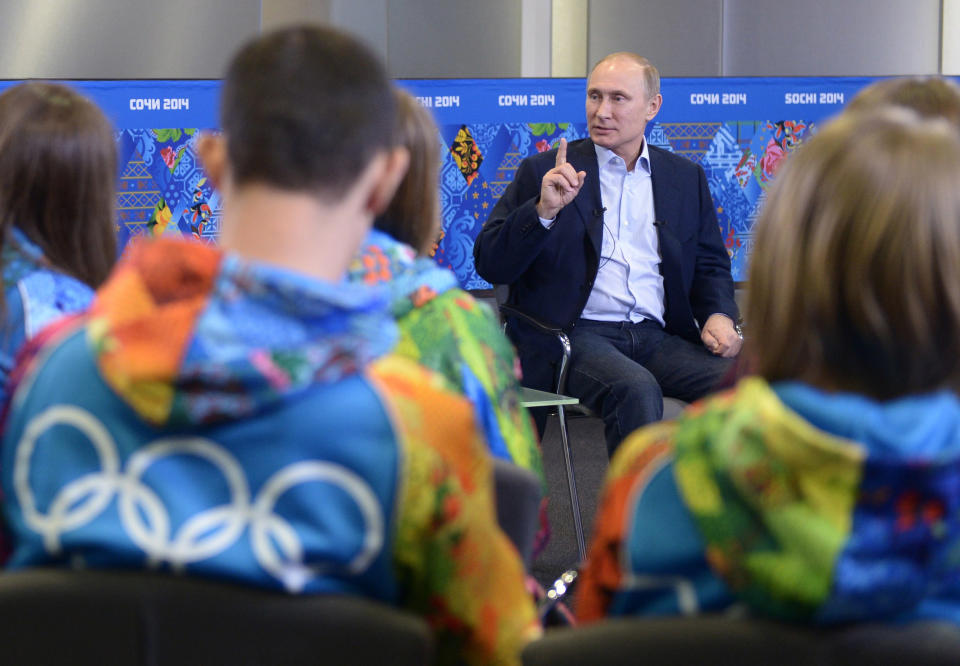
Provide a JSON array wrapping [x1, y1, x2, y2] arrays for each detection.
[[499, 302, 587, 562], [499, 299, 686, 563], [521, 615, 960, 666], [0, 568, 435, 666]]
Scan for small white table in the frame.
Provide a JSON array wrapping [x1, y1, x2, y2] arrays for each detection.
[[519, 387, 579, 408]]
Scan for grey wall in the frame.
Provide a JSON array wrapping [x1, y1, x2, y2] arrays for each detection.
[[0, 0, 948, 79], [386, 0, 521, 77], [0, 0, 261, 79], [262, 0, 332, 32], [329, 0, 389, 63], [270, 0, 522, 78], [722, 0, 941, 76], [587, 0, 942, 78], [588, 0, 723, 76]]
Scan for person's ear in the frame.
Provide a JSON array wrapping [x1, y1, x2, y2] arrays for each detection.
[[645, 93, 663, 121], [367, 146, 410, 215], [196, 133, 230, 191]]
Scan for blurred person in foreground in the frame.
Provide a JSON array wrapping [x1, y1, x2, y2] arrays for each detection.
[[846, 75, 960, 127], [349, 88, 542, 480], [0, 82, 117, 406], [578, 108, 960, 625], [0, 25, 538, 665], [718, 74, 960, 388]]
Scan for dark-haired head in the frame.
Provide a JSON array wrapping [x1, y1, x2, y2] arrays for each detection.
[[0, 82, 117, 290], [219, 25, 397, 199]]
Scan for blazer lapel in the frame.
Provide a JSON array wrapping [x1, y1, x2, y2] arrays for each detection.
[[569, 139, 603, 257], [649, 147, 684, 326], [649, 147, 681, 234]]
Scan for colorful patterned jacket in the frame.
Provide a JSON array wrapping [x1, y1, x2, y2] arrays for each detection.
[[579, 377, 960, 625], [1, 238, 540, 665], [0, 228, 93, 406], [349, 229, 542, 479]]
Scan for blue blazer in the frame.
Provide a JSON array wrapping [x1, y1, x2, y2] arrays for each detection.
[[474, 137, 738, 392]]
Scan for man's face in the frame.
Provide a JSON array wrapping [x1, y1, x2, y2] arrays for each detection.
[[586, 57, 662, 164]]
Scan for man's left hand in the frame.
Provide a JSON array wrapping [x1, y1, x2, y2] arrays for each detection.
[[701, 314, 742, 358]]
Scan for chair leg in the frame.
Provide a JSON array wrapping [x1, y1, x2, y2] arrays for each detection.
[[556, 404, 586, 562]]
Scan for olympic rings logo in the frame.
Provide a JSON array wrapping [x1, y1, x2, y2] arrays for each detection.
[[13, 405, 385, 592]]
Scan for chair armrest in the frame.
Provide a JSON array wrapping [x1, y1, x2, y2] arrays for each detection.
[[498, 304, 565, 336], [499, 304, 572, 396]]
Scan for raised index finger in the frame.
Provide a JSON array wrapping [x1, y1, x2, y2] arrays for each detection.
[[555, 137, 567, 167]]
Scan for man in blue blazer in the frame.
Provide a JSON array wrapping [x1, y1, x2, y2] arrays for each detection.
[[474, 52, 741, 453]]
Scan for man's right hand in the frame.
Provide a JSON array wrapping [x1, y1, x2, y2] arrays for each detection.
[[536, 138, 587, 220]]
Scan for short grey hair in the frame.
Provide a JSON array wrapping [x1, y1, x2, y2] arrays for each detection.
[[590, 52, 660, 98]]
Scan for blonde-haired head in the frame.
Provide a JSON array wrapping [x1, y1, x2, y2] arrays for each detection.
[[847, 76, 960, 129], [747, 108, 960, 398]]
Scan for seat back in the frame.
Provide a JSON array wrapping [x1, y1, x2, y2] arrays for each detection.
[[493, 458, 543, 568], [0, 568, 434, 666], [662, 396, 687, 421], [521, 616, 960, 666]]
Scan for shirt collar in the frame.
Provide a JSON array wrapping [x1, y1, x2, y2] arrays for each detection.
[[594, 138, 651, 175]]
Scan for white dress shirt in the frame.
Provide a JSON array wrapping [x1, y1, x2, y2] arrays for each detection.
[[579, 141, 664, 324]]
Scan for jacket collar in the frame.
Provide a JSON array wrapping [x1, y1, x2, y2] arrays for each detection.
[[648, 144, 681, 232], [88, 237, 398, 427], [568, 138, 682, 221]]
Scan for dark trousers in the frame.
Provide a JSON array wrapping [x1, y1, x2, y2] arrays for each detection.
[[566, 318, 732, 455]]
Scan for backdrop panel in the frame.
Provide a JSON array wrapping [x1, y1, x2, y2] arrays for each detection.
[[0, 77, 884, 284]]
